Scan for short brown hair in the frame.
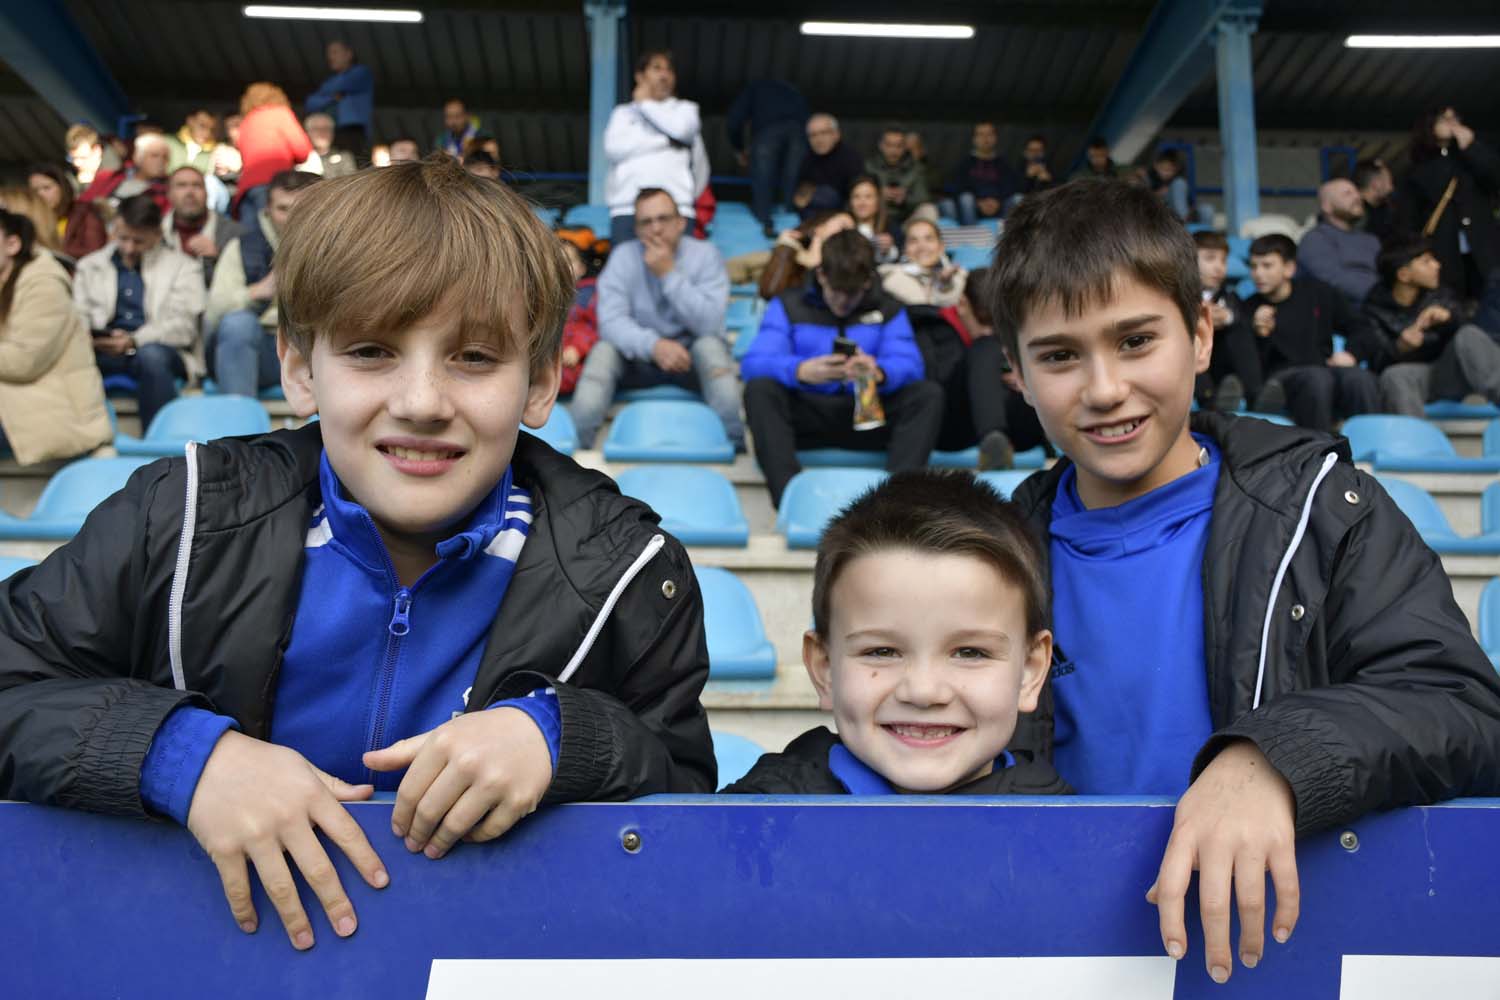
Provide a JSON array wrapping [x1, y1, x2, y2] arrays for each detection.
[[818, 229, 876, 293], [986, 178, 1200, 370], [64, 124, 99, 151], [1192, 230, 1229, 254], [275, 155, 574, 378], [240, 82, 291, 116], [811, 470, 1049, 640]]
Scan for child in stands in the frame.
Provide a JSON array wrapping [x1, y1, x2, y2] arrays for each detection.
[[989, 178, 1500, 984], [0, 157, 714, 950], [1192, 231, 1262, 412], [725, 469, 1067, 796]]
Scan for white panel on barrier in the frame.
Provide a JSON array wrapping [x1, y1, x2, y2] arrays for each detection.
[[426, 957, 1179, 1000], [1339, 956, 1500, 1000]]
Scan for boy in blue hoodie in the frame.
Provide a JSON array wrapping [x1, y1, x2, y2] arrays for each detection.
[[0, 157, 713, 949], [989, 179, 1500, 984]]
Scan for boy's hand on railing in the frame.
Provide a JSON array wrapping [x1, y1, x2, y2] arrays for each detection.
[[1145, 740, 1300, 985], [186, 731, 387, 951], [364, 707, 553, 861]]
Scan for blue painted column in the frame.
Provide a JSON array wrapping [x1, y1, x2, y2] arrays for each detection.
[[1214, 12, 1261, 235], [0, 0, 127, 133], [585, 0, 627, 206]]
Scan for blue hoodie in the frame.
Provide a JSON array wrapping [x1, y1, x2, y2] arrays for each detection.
[[1048, 436, 1220, 795], [139, 452, 557, 823]]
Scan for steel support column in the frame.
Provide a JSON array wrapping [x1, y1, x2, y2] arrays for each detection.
[[1215, 12, 1262, 235], [0, 0, 127, 134], [585, 0, 626, 206]]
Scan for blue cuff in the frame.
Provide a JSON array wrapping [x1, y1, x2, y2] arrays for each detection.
[[489, 688, 561, 773], [139, 706, 238, 825]]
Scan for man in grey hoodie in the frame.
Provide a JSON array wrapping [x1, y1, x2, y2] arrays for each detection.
[[1296, 178, 1381, 308]]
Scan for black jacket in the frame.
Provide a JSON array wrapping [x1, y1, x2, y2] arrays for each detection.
[[722, 726, 1071, 795], [1244, 277, 1379, 374], [1010, 412, 1500, 834], [1360, 282, 1465, 370], [0, 424, 715, 816], [1398, 139, 1500, 291]]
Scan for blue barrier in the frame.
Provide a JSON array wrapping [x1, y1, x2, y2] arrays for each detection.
[[3, 798, 1498, 998]]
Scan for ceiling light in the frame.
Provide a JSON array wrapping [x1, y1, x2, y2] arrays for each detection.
[[1345, 34, 1500, 49], [243, 5, 424, 23], [800, 21, 974, 40]]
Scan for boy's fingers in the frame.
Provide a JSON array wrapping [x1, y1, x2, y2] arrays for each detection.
[[363, 735, 421, 772], [314, 768, 374, 802], [469, 797, 531, 843], [405, 764, 470, 851], [312, 797, 389, 891], [1197, 850, 1235, 984], [283, 826, 359, 939], [389, 741, 445, 839], [1234, 853, 1268, 968], [248, 843, 316, 950], [425, 787, 497, 857], [213, 852, 259, 933], [1268, 844, 1301, 944], [1150, 836, 1193, 960]]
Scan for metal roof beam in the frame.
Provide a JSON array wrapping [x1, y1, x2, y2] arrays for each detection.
[[0, 0, 128, 135]]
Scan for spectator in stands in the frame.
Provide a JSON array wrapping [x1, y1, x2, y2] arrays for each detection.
[[205, 171, 319, 399], [724, 470, 1066, 796], [1071, 136, 1124, 181], [864, 124, 932, 227], [370, 144, 392, 168], [73, 195, 204, 428], [65, 124, 104, 187], [166, 109, 220, 174], [160, 166, 242, 286], [0, 210, 112, 464], [1149, 148, 1192, 222], [303, 112, 356, 180], [305, 39, 373, 160], [989, 178, 1500, 986], [463, 134, 502, 166], [904, 132, 944, 215], [1353, 157, 1395, 241], [727, 79, 809, 237], [463, 151, 501, 181], [758, 210, 855, 301], [234, 83, 313, 226], [1364, 238, 1500, 416], [435, 98, 480, 159], [388, 138, 421, 165], [1244, 234, 1380, 431], [1399, 107, 1500, 301], [570, 187, 740, 449], [1296, 178, 1380, 307], [27, 162, 107, 260], [1017, 135, 1055, 198], [0, 187, 59, 255], [603, 50, 707, 249], [880, 219, 964, 308], [0, 157, 714, 953], [1192, 231, 1261, 412], [793, 113, 863, 216], [848, 176, 899, 264], [81, 132, 171, 214], [559, 242, 599, 396], [742, 229, 943, 507], [941, 122, 1017, 226]]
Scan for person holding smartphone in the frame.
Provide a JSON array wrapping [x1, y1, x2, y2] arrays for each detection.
[[864, 125, 933, 227]]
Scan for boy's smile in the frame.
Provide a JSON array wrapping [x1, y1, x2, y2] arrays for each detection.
[[1013, 276, 1212, 509]]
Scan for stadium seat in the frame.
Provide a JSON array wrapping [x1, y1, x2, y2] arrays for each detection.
[[616, 384, 698, 404], [712, 730, 766, 788], [977, 470, 1036, 498], [1479, 577, 1500, 668], [696, 566, 777, 679], [1238, 411, 1294, 426], [795, 446, 1047, 470], [1426, 400, 1500, 421], [562, 204, 612, 233], [531, 205, 559, 227], [777, 468, 886, 548], [115, 396, 273, 458], [1483, 482, 1500, 536], [602, 400, 735, 463], [948, 245, 991, 271], [0, 556, 37, 580], [528, 405, 577, 456], [614, 467, 749, 546], [936, 216, 959, 229], [1234, 277, 1257, 300], [1376, 475, 1500, 555], [200, 378, 286, 401], [771, 211, 799, 232], [101, 373, 139, 397], [0, 457, 154, 540], [1343, 415, 1500, 473], [1484, 419, 1500, 458]]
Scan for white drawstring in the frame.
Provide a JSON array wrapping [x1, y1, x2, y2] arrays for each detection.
[[557, 533, 667, 684]]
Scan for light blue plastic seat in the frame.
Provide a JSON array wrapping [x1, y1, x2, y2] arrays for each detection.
[[977, 470, 1035, 498], [562, 204, 612, 233], [1480, 577, 1500, 669], [771, 211, 800, 232], [1484, 419, 1500, 458], [1343, 415, 1500, 473], [713, 202, 756, 223], [614, 467, 749, 547], [529, 405, 577, 456], [948, 246, 992, 271], [712, 730, 767, 788], [200, 378, 286, 401], [1238, 411, 1294, 426], [1426, 400, 1500, 421], [0, 458, 154, 540], [935, 216, 959, 229], [1376, 475, 1500, 555], [115, 395, 273, 458], [697, 566, 777, 679], [602, 400, 735, 463], [101, 373, 139, 397], [0, 556, 37, 579], [616, 384, 698, 404], [776, 468, 887, 548], [795, 445, 1047, 471], [1483, 482, 1500, 536], [1225, 255, 1249, 280], [1234, 277, 1257, 300], [530, 204, 559, 228]]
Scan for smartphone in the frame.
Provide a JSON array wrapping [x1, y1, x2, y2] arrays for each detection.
[[832, 336, 858, 357]]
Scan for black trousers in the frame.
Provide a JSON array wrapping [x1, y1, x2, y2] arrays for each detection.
[[934, 335, 1047, 452], [744, 378, 944, 507], [334, 125, 369, 166], [1273, 365, 1381, 432], [1196, 318, 1265, 408]]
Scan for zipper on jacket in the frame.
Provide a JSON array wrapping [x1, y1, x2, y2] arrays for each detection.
[[367, 587, 413, 775]]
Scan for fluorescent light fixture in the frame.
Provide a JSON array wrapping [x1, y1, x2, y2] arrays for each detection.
[[801, 21, 974, 40], [243, 5, 424, 23], [1345, 34, 1500, 49]]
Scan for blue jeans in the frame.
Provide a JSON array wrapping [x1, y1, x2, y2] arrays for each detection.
[[208, 310, 280, 397], [748, 120, 806, 226], [237, 184, 268, 227], [95, 342, 185, 430], [569, 337, 744, 449]]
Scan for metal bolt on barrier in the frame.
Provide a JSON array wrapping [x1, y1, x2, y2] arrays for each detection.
[[1340, 830, 1359, 852], [621, 830, 642, 853]]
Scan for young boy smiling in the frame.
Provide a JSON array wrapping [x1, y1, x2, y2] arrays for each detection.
[[0, 158, 714, 949], [726, 470, 1067, 796], [990, 179, 1500, 983]]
